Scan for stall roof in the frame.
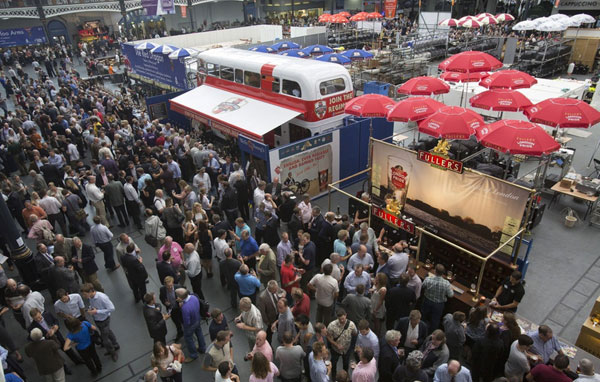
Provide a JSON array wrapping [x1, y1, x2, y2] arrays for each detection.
[[169, 85, 302, 140]]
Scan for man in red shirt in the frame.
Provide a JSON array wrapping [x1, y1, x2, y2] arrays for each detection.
[[291, 287, 310, 318], [527, 354, 572, 382], [280, 254, 302, 305]]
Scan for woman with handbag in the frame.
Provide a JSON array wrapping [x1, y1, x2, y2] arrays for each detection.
[[64, 316, 102, 376], [150, 341, 184, 382]]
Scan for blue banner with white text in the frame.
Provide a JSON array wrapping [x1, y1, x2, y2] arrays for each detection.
[[121, 43, 188, 90], [0, 27, 46, 48]]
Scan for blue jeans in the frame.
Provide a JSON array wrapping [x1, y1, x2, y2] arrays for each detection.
[[421, 298, 445, 334], [183, 320, 206, 359]]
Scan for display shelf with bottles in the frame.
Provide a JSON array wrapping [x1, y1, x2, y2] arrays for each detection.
[[418, 232, 516, 298]]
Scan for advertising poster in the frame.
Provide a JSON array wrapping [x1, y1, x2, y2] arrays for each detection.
[[384, 0, 397, 18], [0, 27, 46, 48], [269, 130, 340, 198], [121, 43, 188, 90], [371, 140, 530, 253], [142, 0, 175, 15]]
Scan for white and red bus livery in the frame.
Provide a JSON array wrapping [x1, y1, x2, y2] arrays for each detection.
[[169, 47, 353, 145]]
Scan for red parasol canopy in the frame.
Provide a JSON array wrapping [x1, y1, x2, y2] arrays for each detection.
[[367, 12, 383, 19], [459, 19, 482, 28], [350, 14, 367, 21], [318, 14, 333, 22], [331, 16, 349, 23], [479, 70, 537, 89], [469, 89, 533, 112], [344, 94, 395, 117], [439, 18, 459, 27], [440, 71, 489, 83], [397, 76, 450, 95], [439, 51, 503, 73], [524, 98, 600, 128], [337, 11, 351, 17], [418, 106, 485, 140], [476, 120, 561, 156], [386, 97, 445, 122]]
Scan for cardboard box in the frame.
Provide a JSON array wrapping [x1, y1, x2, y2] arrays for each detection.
[[560, 179, 574, 188]]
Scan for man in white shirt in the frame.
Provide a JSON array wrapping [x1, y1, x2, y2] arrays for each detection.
[[183, 243, 203, 298], [574, 359, 600, 382], [124, 176, 143, 229], [298, 194, 312, 227], [85, 175, 110, 227], [54, 289, 86, 321], [321, 253, 343, 283], [38, 189, 68, 235], [67, 139, 80, 164], [253, 181, 266, 214], [193, 168, 211, 193], [20, 285, 45, 326], [154, 189, 166, 214], [308, 263, 339, 326]]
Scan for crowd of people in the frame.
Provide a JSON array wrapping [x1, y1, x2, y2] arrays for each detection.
[[0, 38, 599, 382]]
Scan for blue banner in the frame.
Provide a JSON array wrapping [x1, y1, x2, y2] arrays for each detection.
[[239, 134, 269, 161], [121, 43, 188, 90], [0, 27, 46, 48]]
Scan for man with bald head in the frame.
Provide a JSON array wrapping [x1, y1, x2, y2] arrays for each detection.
[[53, 234, 74, 265], [347, 244, 374, 273], [183, 243, 203, 299], [575, 359, 600, 381], [48, 256, 80, 295], [433, 360, 472, 382], [176, 288, 206, 361]]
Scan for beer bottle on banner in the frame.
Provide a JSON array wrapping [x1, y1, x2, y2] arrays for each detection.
[[387, 156, 412, 210]]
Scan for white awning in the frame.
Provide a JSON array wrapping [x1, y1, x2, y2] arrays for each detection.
[[169, 85, 303, 140]]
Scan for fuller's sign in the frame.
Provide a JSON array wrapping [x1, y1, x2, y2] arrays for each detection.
[[417, 150, 463, 173], [372, 206, 415, 234]]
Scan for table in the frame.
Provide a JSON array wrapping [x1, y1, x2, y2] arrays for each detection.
[[550, 181, 598, 220], [392, 134, 409, 147]]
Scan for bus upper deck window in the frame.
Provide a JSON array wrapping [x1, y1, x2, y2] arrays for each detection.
[[282, 79, 302, 98], [235, 69, 243, 83], [244, 71, 260, 88], [207, 63, 219, 77], [272, 77, 280, 92], [319, 78, 346, 95], [220, 66, 234, 81]]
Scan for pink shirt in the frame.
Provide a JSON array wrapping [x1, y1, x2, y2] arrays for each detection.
[[351, 358, 377, 382], [251, 342, 273, 362], [158, 242, 183, 269], [249, 362, 279, 382]]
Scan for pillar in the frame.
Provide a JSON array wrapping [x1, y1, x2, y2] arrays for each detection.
[[119, 0, 131, 37], [0, 197, 35, 285], [187, 0, 196, 31], [34, 0, 52, 45]]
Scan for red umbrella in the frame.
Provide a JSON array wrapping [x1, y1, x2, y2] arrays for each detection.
[[319, 14, 333, 22], [439, 51, 503, 73], [350, 14, 367, 21], [418, 106, 484, 140], [337, 11, 351, 17], [459, 18, 482, 28], [386, 97, 445, 122], [469, 89, 533, 112], [524, 98, 600, 128], [440, 71, 489, 83], [331, 16, 349, 23], [397, 76, 450, 95], [477, 120, 560, 156], [344, 94, 395, 117], [479, 70, 537, 89], [367, 12, 383, 19]]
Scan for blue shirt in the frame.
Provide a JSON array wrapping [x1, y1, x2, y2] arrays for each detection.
[[167, 161, 181, 179], [528, 331, 563, 363], [137, 173, 152, 191], [67, 320, 93, 350], [88, 291, 115, 321], [433, 363, 472, 382], [344, 271, 372, 294], [235, 273, 261, 296], [240, 236, 259, 258], [235, 224, 251, 251], [334, 239, 347, 258], [308, 352, 329, 382], [181, 295, 201, 327], [91, 223, 113, 244]]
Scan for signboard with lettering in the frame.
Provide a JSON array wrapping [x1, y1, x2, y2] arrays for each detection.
[[384, 0, 397, 18], [0, 27, 46, 48], [239, 135, 269, 161], [372, 205, 415, 234], [121, 43, 187, 90], [371, 141, 531, 253], [559, 0, 600, 10], [306, 91, 353, 121], [269, 130, 340, 198], [417, 150, 463, 173]]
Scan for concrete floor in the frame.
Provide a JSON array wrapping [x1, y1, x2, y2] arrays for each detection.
[[6, 56, 600, 382]]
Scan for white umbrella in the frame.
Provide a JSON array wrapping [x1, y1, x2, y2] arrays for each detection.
[[536, 21, 568, 32], [532, 17, 549, 26], [561, 17, 581, 27], [477, 15, 498, 25], [150, 45, 178, 55], [495, 13, 515, 22], [459, 19, 482, 28], [512, 20, 536, 31], [439, 18, 459, 27], [458, 15, 474, 23], [572, 13, 595, 24], [549, 13, 570, 21], [134, 42, 157, 51], [168, 48, 199, 60]]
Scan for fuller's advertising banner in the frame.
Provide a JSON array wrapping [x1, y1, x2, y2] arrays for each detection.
[[0, 27, 46, 48], [121, 43, 187, 90], [384, 0, 397, 18], [371, 140, 530, 253], [269, 130, 340, 198]]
